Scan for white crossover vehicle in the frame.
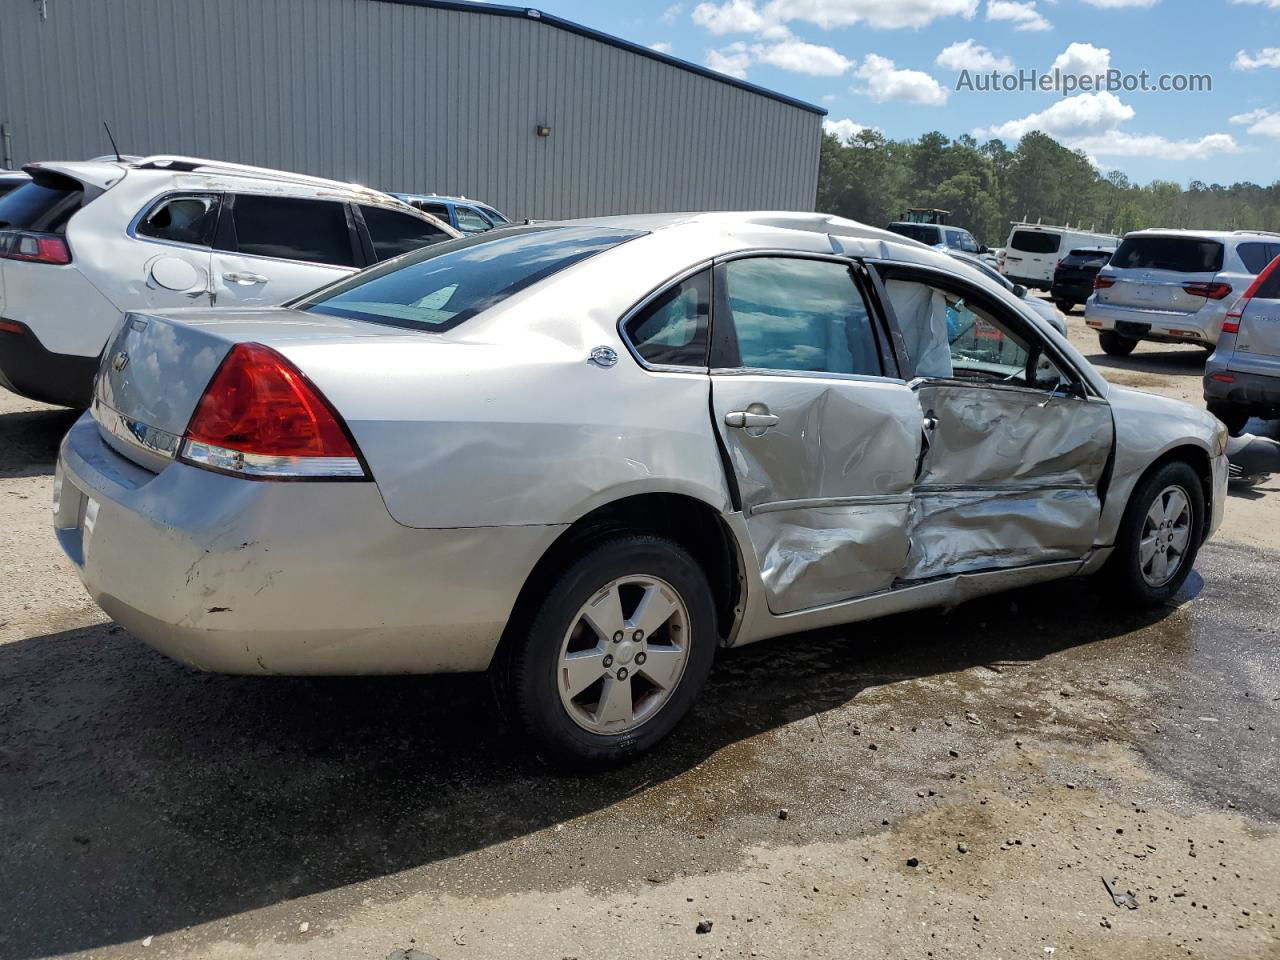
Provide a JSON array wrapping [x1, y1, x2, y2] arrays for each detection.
[[1086, 230, 1280, 356], [54, 213, 1227, 768], [0, 155, 458, 407]]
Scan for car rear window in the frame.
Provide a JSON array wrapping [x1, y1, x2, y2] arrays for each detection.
[[298, 225, 644, 332], [359, 205, 452, 261], [1110, 236, 1224, 273], [1064, 249, 1111, 265], [0, 174, 86, 234], [1010, 230, 1061, 254], [887, 223, 940, 244]]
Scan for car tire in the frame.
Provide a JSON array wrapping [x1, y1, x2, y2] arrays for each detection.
[[1099, 331, 1138, 357], [1104, 460, 1205, 606], [1207, 401, 1250, 437], [1054, 299, 1075, 313], [500, 534, 717, 771]]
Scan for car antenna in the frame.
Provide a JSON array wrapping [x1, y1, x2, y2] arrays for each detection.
[[103, 121, 123, 163]]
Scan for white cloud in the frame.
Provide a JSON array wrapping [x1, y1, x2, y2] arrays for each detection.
[[1080, 0, 1157, 7], [649, 41, 675, 53], [854, 53, 949, 104], [824, 118, 879, 140], [690, 0, 979, 33], [661, 3, 684, 21], [976, 90, 1133, 139], [1233, 48, 1280, 70], [1050, 41, 1110, 76], [1230, 0, 1280, 7], [1072, 132, 1243, 161], [986, 0, 1052, 31], [705, 37, 854, 77], [1230, 108, 1280, 137], [705, 44, 753, 77], [936, 39, 1014, 72]]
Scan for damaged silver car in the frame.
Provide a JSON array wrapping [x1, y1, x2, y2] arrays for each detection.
[[54, 213, 1228, 768]]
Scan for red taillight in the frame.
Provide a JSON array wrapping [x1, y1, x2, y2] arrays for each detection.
[[0, 231, 72, 265], [179, 342, 367, 479], [1094, 275, 1116, 290], [1182, 281, 1232, 300]]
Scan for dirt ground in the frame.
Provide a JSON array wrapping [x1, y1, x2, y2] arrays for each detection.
[[1, 304, 1277, 960]]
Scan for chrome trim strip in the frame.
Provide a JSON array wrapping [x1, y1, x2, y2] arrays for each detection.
[[912, 482, 1093, 496], [750, 494, 913, 515], [92, 397, 181, 460]]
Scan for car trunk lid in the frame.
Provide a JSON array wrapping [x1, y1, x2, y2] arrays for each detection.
[[93, 307, 414, 470]]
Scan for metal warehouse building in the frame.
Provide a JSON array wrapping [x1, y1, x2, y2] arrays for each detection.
[[0, 0, 825, 219]]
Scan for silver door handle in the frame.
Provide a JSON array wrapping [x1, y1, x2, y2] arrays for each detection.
[[725, 411, 780, 429], [223, 272, 268, 285]]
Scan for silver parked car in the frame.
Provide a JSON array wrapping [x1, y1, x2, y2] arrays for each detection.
[[55, 213, 1228, 768], [1204, 253, 1280, 434]]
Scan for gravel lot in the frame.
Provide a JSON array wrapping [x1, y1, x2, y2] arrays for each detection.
[[1, 306, 1277, 960]]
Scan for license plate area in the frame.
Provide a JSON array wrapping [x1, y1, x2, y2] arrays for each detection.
[[1116, 320, 1151, 337]]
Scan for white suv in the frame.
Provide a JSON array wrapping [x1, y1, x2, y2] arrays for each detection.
[[1085, 230, 1280, 356], [0, 156, 458, 407]]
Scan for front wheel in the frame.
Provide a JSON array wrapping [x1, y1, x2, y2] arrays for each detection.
[[499, 534, 717, 770], [1105, 460, 1204, 606]]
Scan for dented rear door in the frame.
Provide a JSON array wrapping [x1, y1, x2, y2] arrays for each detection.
[[709, 255, 922, 615]]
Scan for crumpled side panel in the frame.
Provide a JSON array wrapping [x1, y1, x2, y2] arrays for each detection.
[[903, 487, 1099, 581], [914, 384, 1113, 488], [748, 501, 912, 615]]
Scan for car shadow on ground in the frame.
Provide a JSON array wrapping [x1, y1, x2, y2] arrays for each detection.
[[1082, 345, 1209, 378], [0, 573, 1198, 959], [0, 407, 79, 479]]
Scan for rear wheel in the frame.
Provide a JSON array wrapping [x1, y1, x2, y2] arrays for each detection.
[[499, 534, 717, 770], [1207, 401, 1249, 437], [1054, 298, 1075, 313], [1105, 460, 1204, 606], [1099, 331, 1138, 357]]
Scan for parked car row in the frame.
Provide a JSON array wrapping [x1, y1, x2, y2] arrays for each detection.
[[0, 155, 513, 408]]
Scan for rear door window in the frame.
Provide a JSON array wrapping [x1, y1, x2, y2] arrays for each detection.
[[454, 206, 493, 233], [0, 177, 85, 234], [411, 201, 453, 222], [136, 194, 220, 246], [359, 205, 452, 261], [299, 225, 643, 332], [1010, 231, 1061, 254], [1238, 242, 1280, 275], [228, 194, 357, 267], [719, 257, 882, 377], [623, 271, 710, 368], [1110, 236, 1224, 273]]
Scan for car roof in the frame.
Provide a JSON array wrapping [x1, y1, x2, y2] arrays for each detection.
[[1122, 228, 1280, 242]]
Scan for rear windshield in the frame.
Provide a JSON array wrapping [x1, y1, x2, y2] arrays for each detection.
[[0, 176, 85, 234], [1065, 249, 1111, 265], [1010, 230, 1061, 254], [1110, 236, 1224, 273], [887, 223, 941, 244], [299, 225, 643, 332]]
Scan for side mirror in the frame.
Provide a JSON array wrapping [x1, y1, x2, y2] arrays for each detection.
[[1012, 283, 1028, 299]]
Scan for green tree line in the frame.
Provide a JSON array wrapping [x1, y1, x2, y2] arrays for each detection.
[[818, 128, 1280, 249]]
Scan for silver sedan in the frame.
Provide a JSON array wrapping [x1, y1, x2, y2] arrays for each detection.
[[54, 212, 1228, 768]]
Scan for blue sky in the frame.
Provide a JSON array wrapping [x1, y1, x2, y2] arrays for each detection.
[[539, 0, 1280, 186]]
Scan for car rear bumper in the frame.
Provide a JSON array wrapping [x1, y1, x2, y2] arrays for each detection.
[[1203, 364, 1280, 409], [1083, 300, 1222, 345], [54, 414, 565, 675], [1050, 280, 1093, 303], [0, 319, 99, 407]]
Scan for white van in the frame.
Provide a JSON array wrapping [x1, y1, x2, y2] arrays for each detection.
[[1001, 222, 1119, 290]]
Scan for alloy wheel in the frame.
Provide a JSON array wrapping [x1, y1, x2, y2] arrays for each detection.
[[1139, 484, 1192, 587]]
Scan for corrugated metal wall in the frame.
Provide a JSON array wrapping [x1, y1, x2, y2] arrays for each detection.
[[0, 0, 822, 218]]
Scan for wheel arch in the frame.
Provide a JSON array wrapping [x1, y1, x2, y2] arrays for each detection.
[[1115, 442, 1215, 545], [491, 492, 746, 671]]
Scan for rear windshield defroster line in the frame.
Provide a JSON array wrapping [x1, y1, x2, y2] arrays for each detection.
[[297, 225, 645, 333]]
